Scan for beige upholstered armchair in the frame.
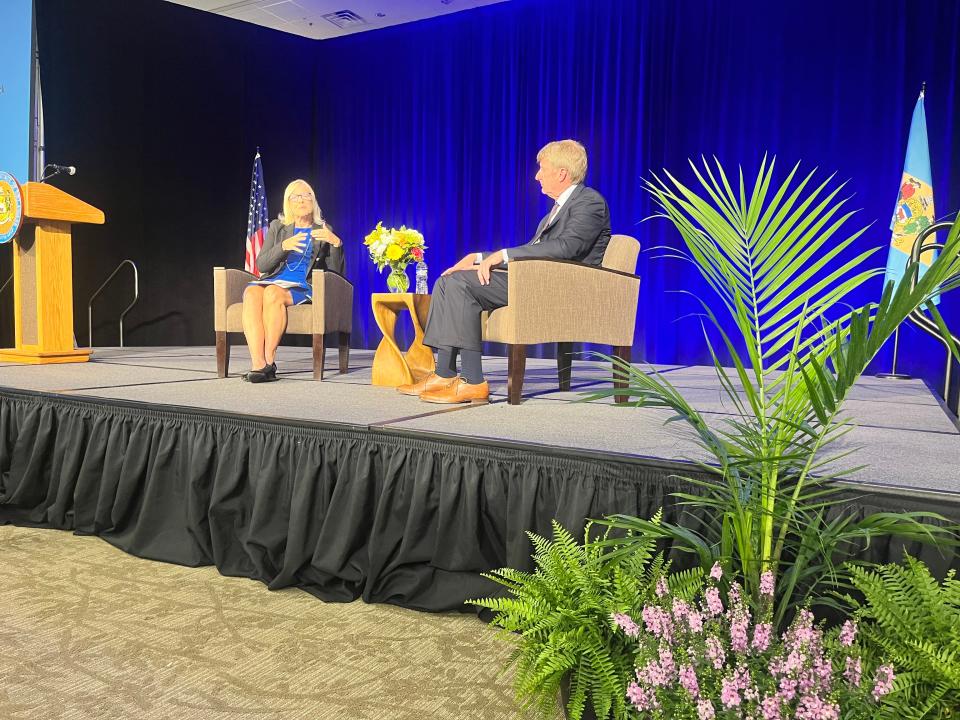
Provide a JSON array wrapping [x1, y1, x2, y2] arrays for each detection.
[[213, 268, 353, 380], [481, 234, 641, 404]]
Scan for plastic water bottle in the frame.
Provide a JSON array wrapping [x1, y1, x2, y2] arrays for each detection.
[[416, 260, 428, 294]]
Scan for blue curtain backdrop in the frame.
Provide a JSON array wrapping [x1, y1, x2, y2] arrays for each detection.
[[33, 0, 960, 387], [312, 0, 960, 380]]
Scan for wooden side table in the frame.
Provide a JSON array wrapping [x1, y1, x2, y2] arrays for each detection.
[[371, 292, 435, 386]]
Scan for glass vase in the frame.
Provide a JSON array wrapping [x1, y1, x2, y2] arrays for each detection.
[[386, 265, 410, 294]]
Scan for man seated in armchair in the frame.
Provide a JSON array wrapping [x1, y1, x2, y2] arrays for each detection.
[[398, 139, 611, 404]]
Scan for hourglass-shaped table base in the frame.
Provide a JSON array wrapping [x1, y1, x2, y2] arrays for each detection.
[[371, 293, 435, 387]]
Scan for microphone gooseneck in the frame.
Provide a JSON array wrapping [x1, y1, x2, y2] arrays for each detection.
[[40, 163, 77, 182]]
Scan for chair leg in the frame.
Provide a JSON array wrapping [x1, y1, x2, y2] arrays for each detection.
[[557, 342, 572, 391], [216, 331, 229, 378], [313, 333, 325, 381], [613, 345, 632, 404], [338, 332, 350, 374], [507, 344, 527, 405]]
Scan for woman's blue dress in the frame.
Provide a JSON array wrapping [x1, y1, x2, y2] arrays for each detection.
[[248, 227, 313, 304]]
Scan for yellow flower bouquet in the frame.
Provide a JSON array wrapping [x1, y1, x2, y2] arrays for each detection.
[[364, 222, 426, 293]]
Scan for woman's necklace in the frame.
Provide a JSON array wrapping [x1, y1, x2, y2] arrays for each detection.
[[285, 228, 311, 273], [285, 249, 308, 273]]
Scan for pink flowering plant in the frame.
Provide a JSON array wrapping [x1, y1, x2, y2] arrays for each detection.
[[615, 563, 895, 719]]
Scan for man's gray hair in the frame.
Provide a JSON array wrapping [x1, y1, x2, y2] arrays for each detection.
[[537, 139, 588, 184]]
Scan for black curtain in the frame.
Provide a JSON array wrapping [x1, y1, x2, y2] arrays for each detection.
[[0, 387, 703, 610], [34, 0, 321, 347], [2, 387, 955, 611]]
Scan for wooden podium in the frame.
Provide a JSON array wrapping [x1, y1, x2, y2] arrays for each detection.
[[0, 181, 104, 364]]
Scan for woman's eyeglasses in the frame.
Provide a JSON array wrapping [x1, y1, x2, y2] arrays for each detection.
[[290, 193, 313, 202]]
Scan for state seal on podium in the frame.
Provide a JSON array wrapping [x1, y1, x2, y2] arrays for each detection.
[[0, 171, 24, 244]]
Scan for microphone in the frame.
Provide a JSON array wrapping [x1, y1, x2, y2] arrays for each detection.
[[40, 163, 77, 182]]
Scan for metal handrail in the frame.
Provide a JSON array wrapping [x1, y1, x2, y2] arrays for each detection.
[[907, 220, 960, 407], [908, 220, 955, 267], [88, 260, 139, 348]]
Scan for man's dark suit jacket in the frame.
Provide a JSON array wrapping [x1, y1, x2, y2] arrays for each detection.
[[256, 219, 346, 279], [505, 184, 611, 265]]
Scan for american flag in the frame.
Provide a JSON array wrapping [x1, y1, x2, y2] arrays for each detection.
[[244, 151, 268, 275]]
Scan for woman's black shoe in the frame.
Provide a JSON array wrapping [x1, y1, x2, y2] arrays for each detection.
[[243, 363, 277, 383]]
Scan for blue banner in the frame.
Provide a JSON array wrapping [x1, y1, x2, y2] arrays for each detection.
[[0, 0, 34, 181]]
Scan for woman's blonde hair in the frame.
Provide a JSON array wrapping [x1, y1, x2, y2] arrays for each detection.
[[537, 140, 588, 184], [280, 179, 323, 225]]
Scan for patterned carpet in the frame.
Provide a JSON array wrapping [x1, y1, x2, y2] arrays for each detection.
[[0, 526, 552, 720]]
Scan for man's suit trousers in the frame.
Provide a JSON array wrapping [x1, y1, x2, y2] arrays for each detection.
[[422, 269, 509, 352]]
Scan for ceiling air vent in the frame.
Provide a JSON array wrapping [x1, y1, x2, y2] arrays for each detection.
[[321, 10, 367, 29]]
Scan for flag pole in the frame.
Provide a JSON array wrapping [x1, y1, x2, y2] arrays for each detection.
[[877, 82, 931, 382]]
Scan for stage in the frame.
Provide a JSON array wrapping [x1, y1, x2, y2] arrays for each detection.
[[1, 346, 959, 611]]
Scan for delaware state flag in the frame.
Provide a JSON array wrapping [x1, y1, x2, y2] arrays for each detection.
[[884, 87, 937, 300]]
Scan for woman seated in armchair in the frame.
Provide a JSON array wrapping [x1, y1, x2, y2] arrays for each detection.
[[242, 178, 343, 382]]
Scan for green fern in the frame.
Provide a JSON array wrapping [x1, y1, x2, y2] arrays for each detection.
[[844, 555, 960, 720], [470, 520, 672, 720]]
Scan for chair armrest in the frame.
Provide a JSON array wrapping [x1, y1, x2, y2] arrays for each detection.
[[311, 269, 354, 334], [503, 258, 641, 345], [213, 267, 256, 331], [508, 256, 640, 279]]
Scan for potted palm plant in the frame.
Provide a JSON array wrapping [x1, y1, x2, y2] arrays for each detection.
[[588, 156, 960, 628]]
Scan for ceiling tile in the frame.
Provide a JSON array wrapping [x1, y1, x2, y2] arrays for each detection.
[[163, 0, 510, 39], [260, 1, 311, 23]]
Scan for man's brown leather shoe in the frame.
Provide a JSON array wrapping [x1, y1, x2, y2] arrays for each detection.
[[420, 378, 490, 404], [397, 373, 458, 397]]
